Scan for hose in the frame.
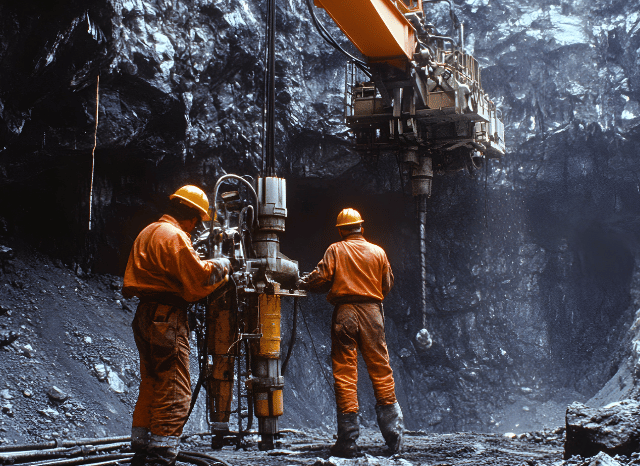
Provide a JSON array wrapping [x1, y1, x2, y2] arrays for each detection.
[[281, 296, 299, 375], [189, 279, 236, 418], [180, 450, 234, 466], [211, 174, 259, 232], [423, 0, 461, 43], [298, 301, 334, 394], [304, 0, 371, 77]]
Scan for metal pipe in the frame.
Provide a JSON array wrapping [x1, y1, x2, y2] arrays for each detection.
[[0, 443, 129, 464], [22, 453, 133, 466], [0, 436, 131, 453]]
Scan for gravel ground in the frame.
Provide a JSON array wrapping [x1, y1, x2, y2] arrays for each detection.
[[1, 238, 631, 466]]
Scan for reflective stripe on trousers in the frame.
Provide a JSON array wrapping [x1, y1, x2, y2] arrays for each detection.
[[132, 301, 191, 437], [331, 302, 397, 413]]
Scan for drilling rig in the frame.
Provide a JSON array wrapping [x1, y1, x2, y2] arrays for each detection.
[[308, 0, 505, 346], [192, 174, 303, 451], [189, 0, 304, 452]]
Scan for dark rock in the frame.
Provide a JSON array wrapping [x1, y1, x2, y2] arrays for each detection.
[[0, 331, 18, 347], [565, 400, 640, 459], [47, 385, 69, 402], [2, 404, 14, 417]]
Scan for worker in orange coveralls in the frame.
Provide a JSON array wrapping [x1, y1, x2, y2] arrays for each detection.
[[297, 208, 404, 458], [123, 185, 231, 466]]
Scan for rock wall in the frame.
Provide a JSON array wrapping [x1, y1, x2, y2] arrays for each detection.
[[2, 0, 640, 433]]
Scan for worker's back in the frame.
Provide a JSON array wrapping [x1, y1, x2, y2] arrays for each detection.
[[324, 233, 393, 305]]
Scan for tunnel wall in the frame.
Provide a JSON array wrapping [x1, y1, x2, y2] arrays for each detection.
[[2, 0, 640, 433]]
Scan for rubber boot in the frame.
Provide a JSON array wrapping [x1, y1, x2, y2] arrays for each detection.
[[330, 412, 359, 458], [375, 402, 404, 454], [146, 434, 179, 466], [130, 427, 150, 466]]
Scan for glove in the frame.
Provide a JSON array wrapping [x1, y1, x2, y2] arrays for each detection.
[[211, 258, 232, 283]]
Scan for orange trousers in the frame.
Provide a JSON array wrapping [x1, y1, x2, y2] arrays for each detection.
[[132, 302, 191, 437], [331, 303, 397, 413]]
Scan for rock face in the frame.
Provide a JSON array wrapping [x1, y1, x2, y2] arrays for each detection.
[[1, 0, 640, 434], [565, 400, 640, 459]]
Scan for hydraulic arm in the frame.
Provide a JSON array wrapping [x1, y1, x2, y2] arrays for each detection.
[[312, 0, 506, 345]]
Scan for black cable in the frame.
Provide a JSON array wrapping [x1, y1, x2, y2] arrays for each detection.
[[423, 0, 460, 44], [188, 280, 235, 419], [298, 302, 334, 394], [484, 156, 489, 229], [304, 0, 371, 77], [394, 151, 406, 195], [281, 297, 299, 375]]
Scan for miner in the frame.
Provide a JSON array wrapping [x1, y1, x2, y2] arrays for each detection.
[[297, 208, 404, 457], [123, 185, 231, 466]]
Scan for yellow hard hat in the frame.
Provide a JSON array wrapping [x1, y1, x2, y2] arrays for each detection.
[[336, 208, 363, 227], [169, 185, 212, 221]]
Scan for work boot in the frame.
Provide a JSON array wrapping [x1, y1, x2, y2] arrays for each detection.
[[146, 434, 179, 466], [130, 427, 150, 466], [330, 412, 359, 458], [375, 402, 404, 454]]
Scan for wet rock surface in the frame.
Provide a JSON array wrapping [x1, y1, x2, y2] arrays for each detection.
[[565, 400, 640, 459]]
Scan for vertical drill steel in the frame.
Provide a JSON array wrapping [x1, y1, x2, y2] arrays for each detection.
[[418, 195, 428, 328]]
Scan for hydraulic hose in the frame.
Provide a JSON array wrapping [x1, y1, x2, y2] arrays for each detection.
[[281, 296, 299, 375], [188, 279, 236, 418], [304, 0, 371, 77], [423, 0, 461, 44], [180, 450, 234, 466], [211, 174, 259, 232], [298, 301, 334, 394]]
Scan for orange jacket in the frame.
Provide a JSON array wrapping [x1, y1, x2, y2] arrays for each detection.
[[301, 233, 393, 305], [123, 215, 225, 303]]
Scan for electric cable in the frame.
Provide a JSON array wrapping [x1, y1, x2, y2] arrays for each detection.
[[211, 174, 259, 229], [304, 0, 371, 77], [188, 280, 235, 418], [180, 450, 233, 466], [423, 0, 460, 41], [297, 301, 334, 394], [281, 296, 299, 375], [88, 74, 99, 231]]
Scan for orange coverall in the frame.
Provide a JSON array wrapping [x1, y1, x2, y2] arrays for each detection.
[[123, 214, 225, 438], [301, 233, 397, 413]]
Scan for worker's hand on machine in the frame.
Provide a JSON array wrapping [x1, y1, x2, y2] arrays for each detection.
[[211, 257, 232, 283], [295, 276, 307, 290]]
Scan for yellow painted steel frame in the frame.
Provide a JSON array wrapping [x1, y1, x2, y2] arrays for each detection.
[[314, 0, 417, 66]]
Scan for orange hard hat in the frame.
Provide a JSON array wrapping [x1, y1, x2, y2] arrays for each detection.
[[169, 185, 212, 221], [336, 208, 363, 228]]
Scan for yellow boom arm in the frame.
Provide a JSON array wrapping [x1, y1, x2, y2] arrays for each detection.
[[314, 0, 417, 66]]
